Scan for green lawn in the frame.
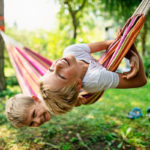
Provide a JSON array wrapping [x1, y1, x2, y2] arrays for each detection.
[[0, 77, 150, 150]]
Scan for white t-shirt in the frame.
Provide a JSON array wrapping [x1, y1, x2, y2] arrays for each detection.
[[63, 44, 119, 93]]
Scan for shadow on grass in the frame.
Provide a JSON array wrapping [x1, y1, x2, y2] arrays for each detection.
[[11, 121, 139, 150], [0, 78, 150, 149]]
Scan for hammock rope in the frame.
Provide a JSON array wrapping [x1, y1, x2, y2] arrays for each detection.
[[133, 0, 150, 16], [0, 0, 149, 104]]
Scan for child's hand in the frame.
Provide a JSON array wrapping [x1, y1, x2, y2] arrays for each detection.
[[75, 95, 87, 106], [123, 50, 139, 79], [115, 28, 123, 40]]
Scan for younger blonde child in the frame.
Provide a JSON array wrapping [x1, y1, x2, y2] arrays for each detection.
[[5, 94, 51, 127]]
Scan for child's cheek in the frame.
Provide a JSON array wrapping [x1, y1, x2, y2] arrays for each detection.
[[66, 71, 75, 78]]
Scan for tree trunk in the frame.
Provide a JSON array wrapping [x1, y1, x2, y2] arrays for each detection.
[[64, 0, 87, 40], [0, 0, 6, 91], [141, 23, 147, 56], [72, 15, 78, 40]]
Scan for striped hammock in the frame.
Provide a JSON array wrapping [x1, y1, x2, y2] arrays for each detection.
[[1, 0, 149, 105]]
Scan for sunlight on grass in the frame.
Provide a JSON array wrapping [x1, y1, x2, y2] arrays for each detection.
[[0, 78, 150, 149], [110, 117, 123, 125], [85, 114, 95, 119], [0, 127, 10, 137], [130, 101, 145, 106]]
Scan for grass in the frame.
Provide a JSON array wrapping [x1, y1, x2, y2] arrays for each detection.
[[0, 76, 150, 150]]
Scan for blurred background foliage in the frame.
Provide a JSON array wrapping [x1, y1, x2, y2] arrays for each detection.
[[4, 0, 150, 77]]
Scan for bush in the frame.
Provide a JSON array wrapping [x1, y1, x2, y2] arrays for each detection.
[[0, 114, 7, 125], [0, 76, 19, 98], [6, 76, 18, 86]]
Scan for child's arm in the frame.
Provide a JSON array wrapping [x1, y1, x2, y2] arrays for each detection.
[[75, 95, 88, 106], [88, 40, 113, 53], [124, 49, 139, 79], [87, 29, 123, 53], [117, 44, 147, 88]]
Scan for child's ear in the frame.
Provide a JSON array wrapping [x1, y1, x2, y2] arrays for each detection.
[[77, 79, 82, 92]]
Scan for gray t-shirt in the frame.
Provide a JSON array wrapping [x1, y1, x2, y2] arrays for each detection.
[[63, 44, 119, 93]]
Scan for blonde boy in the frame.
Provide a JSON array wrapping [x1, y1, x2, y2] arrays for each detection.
[[39, 41, 147, 115], [5, 94, 51, 127]]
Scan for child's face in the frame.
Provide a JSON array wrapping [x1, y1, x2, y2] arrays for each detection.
[[23, 101, 51, 127], [42, 54, 82, 91]]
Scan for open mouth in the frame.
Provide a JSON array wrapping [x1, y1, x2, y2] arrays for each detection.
[[43, 112, 50, 122], [43, 112, 47, 123], [61, 58, 70, 66]]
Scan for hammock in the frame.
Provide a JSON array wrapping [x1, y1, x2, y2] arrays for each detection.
[[1, 0, 149, 104]]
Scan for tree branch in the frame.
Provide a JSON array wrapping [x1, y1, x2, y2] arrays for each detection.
[[77, 0, 87, 12]]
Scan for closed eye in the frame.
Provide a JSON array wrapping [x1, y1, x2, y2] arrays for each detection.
[[49, 68, 66, 80], [58, 74, 66, 80]]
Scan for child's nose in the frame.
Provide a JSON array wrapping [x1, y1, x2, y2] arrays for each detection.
[[34, 117, 42, 126], [55, 62, 63, 71]]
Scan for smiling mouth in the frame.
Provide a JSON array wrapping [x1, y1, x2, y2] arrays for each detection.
[[42, 113, 46, 123], [43, 112, 50, 123], [61, 58, 70, 66], [44, 113, 47, 122]]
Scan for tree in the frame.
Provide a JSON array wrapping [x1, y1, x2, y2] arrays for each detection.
[[57, 0, 87, 41], [64, 0, 87, 39], [56, 0, 150, 56], [95, 0, 150, 56], [0, 0, 6, 91]]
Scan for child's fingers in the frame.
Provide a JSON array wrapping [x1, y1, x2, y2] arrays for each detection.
[[126, 67, 137, 79], [122, 66, 138, 79], [116, 28, 123, 40], [118, 28, 123, 35], [123, 72, 128, 75], [122, 71, 132, 79], [130, 61, 134, 68]]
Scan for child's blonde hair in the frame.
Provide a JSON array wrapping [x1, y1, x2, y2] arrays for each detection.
[[5, 94, 35, 128], [39, 81, 79, 115]]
